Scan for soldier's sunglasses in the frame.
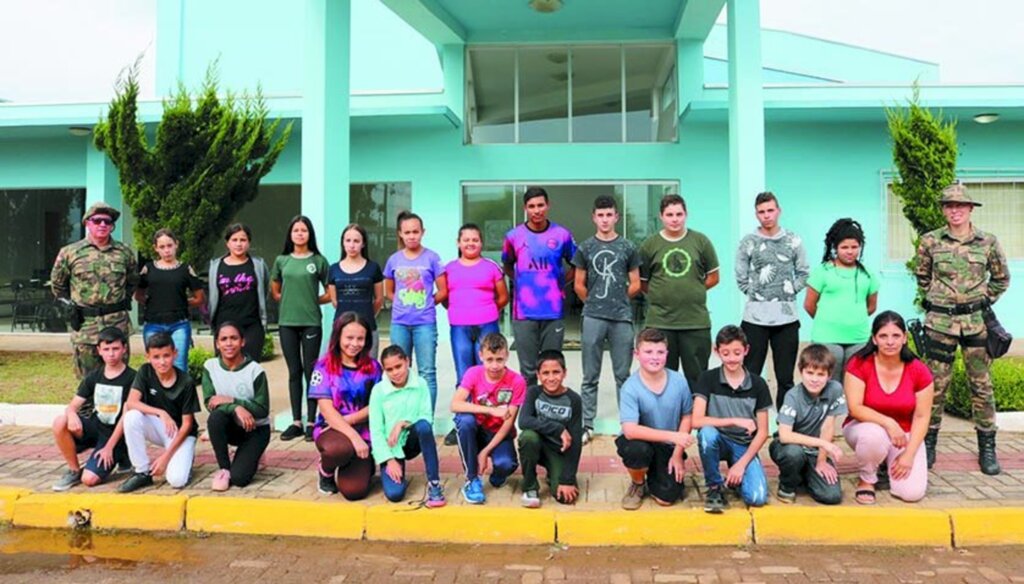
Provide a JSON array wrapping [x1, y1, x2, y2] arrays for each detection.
[[88, 217, 115, 226]]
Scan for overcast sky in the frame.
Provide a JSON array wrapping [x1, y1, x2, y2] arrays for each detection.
[[2, 0, 1023, 103]]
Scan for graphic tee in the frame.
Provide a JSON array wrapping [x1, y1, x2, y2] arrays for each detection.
[[639, 230, 719, 330], [777, 380, 847, 454], [693, 367, 772, 446], [517, 385, 584, 485], [572, 235, 640, 322], [271, 254, 330, 327], [131, 364, 201, 437], [308, 358, 382, 442], [215, 259, 260, 328], [502, 222, 577, 321], [618, 369, 694, 435], [445, 258, 504, 326], [138, 262, 203, 324], [383, 249, 444, 326], [458, 365, 526, 434], [843, 355, 932, 432], [75, 366, 136, 426], [328, 260, 384, 330], [807, 263, 880, 344]]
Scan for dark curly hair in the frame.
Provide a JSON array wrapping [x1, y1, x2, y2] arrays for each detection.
[[821, 217, 868, 294]]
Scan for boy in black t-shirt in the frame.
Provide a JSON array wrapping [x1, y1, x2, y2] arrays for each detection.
[[119, 332, 200, 493], [51, 327, 136, 491], [517, 350, 583, 508]]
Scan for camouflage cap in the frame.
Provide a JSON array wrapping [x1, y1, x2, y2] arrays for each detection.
[[82, 202, 121, 223], [940, 182, 982, 207]]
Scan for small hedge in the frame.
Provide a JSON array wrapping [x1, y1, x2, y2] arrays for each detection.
[[262, 333, 275, 361], [946, 355, 1024, 416]]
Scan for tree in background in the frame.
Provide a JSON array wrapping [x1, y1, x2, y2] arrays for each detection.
[[885, 85, 958, 305], [94, 63, 292, 266]]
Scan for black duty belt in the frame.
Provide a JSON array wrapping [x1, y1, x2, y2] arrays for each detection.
[[78, 300, 131, 317], [922, 299, 989, 316]]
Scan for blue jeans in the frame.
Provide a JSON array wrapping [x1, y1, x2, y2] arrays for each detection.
[[454, 413, 518, 483], [697, 426, 768, 506], [389, 323, 438, 412], [380, 419, 440, 503], [450, 321, 501, 388], [143, 320, 191, 373]]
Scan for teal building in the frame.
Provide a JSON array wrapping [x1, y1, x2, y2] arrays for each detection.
[[1, 0, 1022, 343]]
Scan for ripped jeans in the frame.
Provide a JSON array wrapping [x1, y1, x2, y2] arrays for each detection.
[[697, 426, 768, 506]]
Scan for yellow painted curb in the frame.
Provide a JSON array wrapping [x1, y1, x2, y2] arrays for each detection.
[[0, 487, 30, 522], [950, 508, 1024, 546], [752, 506, 950, 546], [187, 497, 365, 539], [366, 505, 554, 544], [12, 493, 186, 531], [556, 509, 751, 546]]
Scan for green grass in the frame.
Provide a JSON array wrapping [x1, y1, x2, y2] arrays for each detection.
[[0, 351, 146, 405]]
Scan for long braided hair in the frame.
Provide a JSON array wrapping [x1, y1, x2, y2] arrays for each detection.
[[821, 218, 868, 294]]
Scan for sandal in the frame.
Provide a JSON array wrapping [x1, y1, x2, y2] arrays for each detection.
[[855, 488, 876, 505]]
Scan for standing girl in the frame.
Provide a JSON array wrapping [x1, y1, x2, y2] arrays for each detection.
[[804, 218, 880, 381], [203, 321, 271, 491], [309, 312, 382, 500], [443, 223, 508, 443], [383, 211, 447, 412], [328, 224, 384, 358], [271, 215, 331, 441], [136, 229, 205, 373], [208, 224, 270, 364]]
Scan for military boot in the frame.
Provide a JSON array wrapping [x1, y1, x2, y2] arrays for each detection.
[[924, 428, 939, 469], [976, 430, 1001, 476]]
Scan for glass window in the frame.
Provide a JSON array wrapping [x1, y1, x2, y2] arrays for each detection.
[[625, 46, 676, 143], [571, 47, 622, 143], [467, 48, 516, 144], [886, 179, 1024, 261], [518, 48, 569, 143], [350, 182, 412, 265]]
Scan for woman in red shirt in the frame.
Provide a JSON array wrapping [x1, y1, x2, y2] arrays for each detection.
[[843, 311, 934, 504]]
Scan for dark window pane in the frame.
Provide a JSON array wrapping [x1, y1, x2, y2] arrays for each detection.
[[519, 48, 569, 143], [625, 45, 677, 143], [467, 48, 516, 144], [572, 47, 623, 143]]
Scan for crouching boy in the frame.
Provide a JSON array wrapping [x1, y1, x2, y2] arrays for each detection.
[[119, 332, 199, 492], [518, 350, 583, 508], [694, 325, 771, 513], [616, 328, 694, 510], [769, 344, 846, 505], [51, 327, 135, 491]]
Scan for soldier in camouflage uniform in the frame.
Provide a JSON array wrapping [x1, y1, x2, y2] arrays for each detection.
[[915, 182, 1009, 476], [50, 202, 138, 379]]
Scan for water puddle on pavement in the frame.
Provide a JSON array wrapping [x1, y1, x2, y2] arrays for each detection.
[[0, 526, 192, 573]]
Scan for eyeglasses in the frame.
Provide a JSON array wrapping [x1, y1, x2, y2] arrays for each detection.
[[89, 217, 115, 226]]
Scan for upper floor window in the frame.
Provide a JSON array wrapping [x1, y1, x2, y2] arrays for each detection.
[[466, 44, 677, 144]]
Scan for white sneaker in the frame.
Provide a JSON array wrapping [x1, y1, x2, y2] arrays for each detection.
[[521, 489, 541, 508], [581, 428, 594, 445]]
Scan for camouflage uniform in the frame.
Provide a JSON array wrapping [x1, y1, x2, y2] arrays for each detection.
[[916, 203, 1009, 432], [50, 204, 138, 378]]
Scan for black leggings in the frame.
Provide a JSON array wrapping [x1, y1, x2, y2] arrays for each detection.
[[207, 409, 271, 487], [316, 428, 374, 501], [279, 325, 322, 424]]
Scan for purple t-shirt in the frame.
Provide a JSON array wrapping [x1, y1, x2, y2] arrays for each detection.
[[383, 248, 444, 326], [445, 258, 504, 326], [308, 358, 382, 442], [502, 222, 577, 321]]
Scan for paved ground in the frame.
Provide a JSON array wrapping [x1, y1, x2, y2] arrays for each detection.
[[2, 528, 1024, 583]]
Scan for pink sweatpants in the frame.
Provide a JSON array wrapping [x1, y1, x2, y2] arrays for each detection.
[[843, 421, 928, 502]]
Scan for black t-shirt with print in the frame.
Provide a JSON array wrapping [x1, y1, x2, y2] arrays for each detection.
[[131, 363, 201, 437], [75, 366, 136, 428], [215, 259, 260, 328], [139, 262, 204, 324]]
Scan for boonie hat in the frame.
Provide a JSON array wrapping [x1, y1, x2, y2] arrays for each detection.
[[940, 182, 982, 207], [82, 202, 121, 223]]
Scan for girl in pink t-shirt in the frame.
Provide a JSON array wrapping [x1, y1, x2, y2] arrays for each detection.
[[445, 223, 510, 395], [843, 311, 934, 505]]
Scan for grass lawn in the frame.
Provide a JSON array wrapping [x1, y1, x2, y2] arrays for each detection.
[[0, 351, 146, 405]]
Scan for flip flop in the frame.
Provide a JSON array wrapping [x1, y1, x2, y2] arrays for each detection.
[[855, 488, 876, 505]]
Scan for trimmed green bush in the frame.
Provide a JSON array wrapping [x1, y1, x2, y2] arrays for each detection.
[[946, 355, 1024, 416], [188, 346, 215, 385], [262, 333, 275, 361]]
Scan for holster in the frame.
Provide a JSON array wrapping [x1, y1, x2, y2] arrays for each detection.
[[907, 318, 929, 359], [983, 307, 1012, 359], [58, 298, 83, 332]]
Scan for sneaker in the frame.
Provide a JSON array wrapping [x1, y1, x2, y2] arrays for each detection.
[[581, 428, 594, 446], [114, 461, 133, 475], [489, 474, 508, 489], [118, 472, 154, 494], [776, 486, 797, 504], [318, 470, 339, 495], [521, 489, 541, 509], [621, 482, 645, 511], [443, 428, 458, 446], [461, 478, 486, 504], [704, 486, 728, 514], [426, 481, 447, 508], [280, 424, 304, 441], [52, 468, 82, 492], [304, 425, 314, 442], [211, 469, 231, 492]]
